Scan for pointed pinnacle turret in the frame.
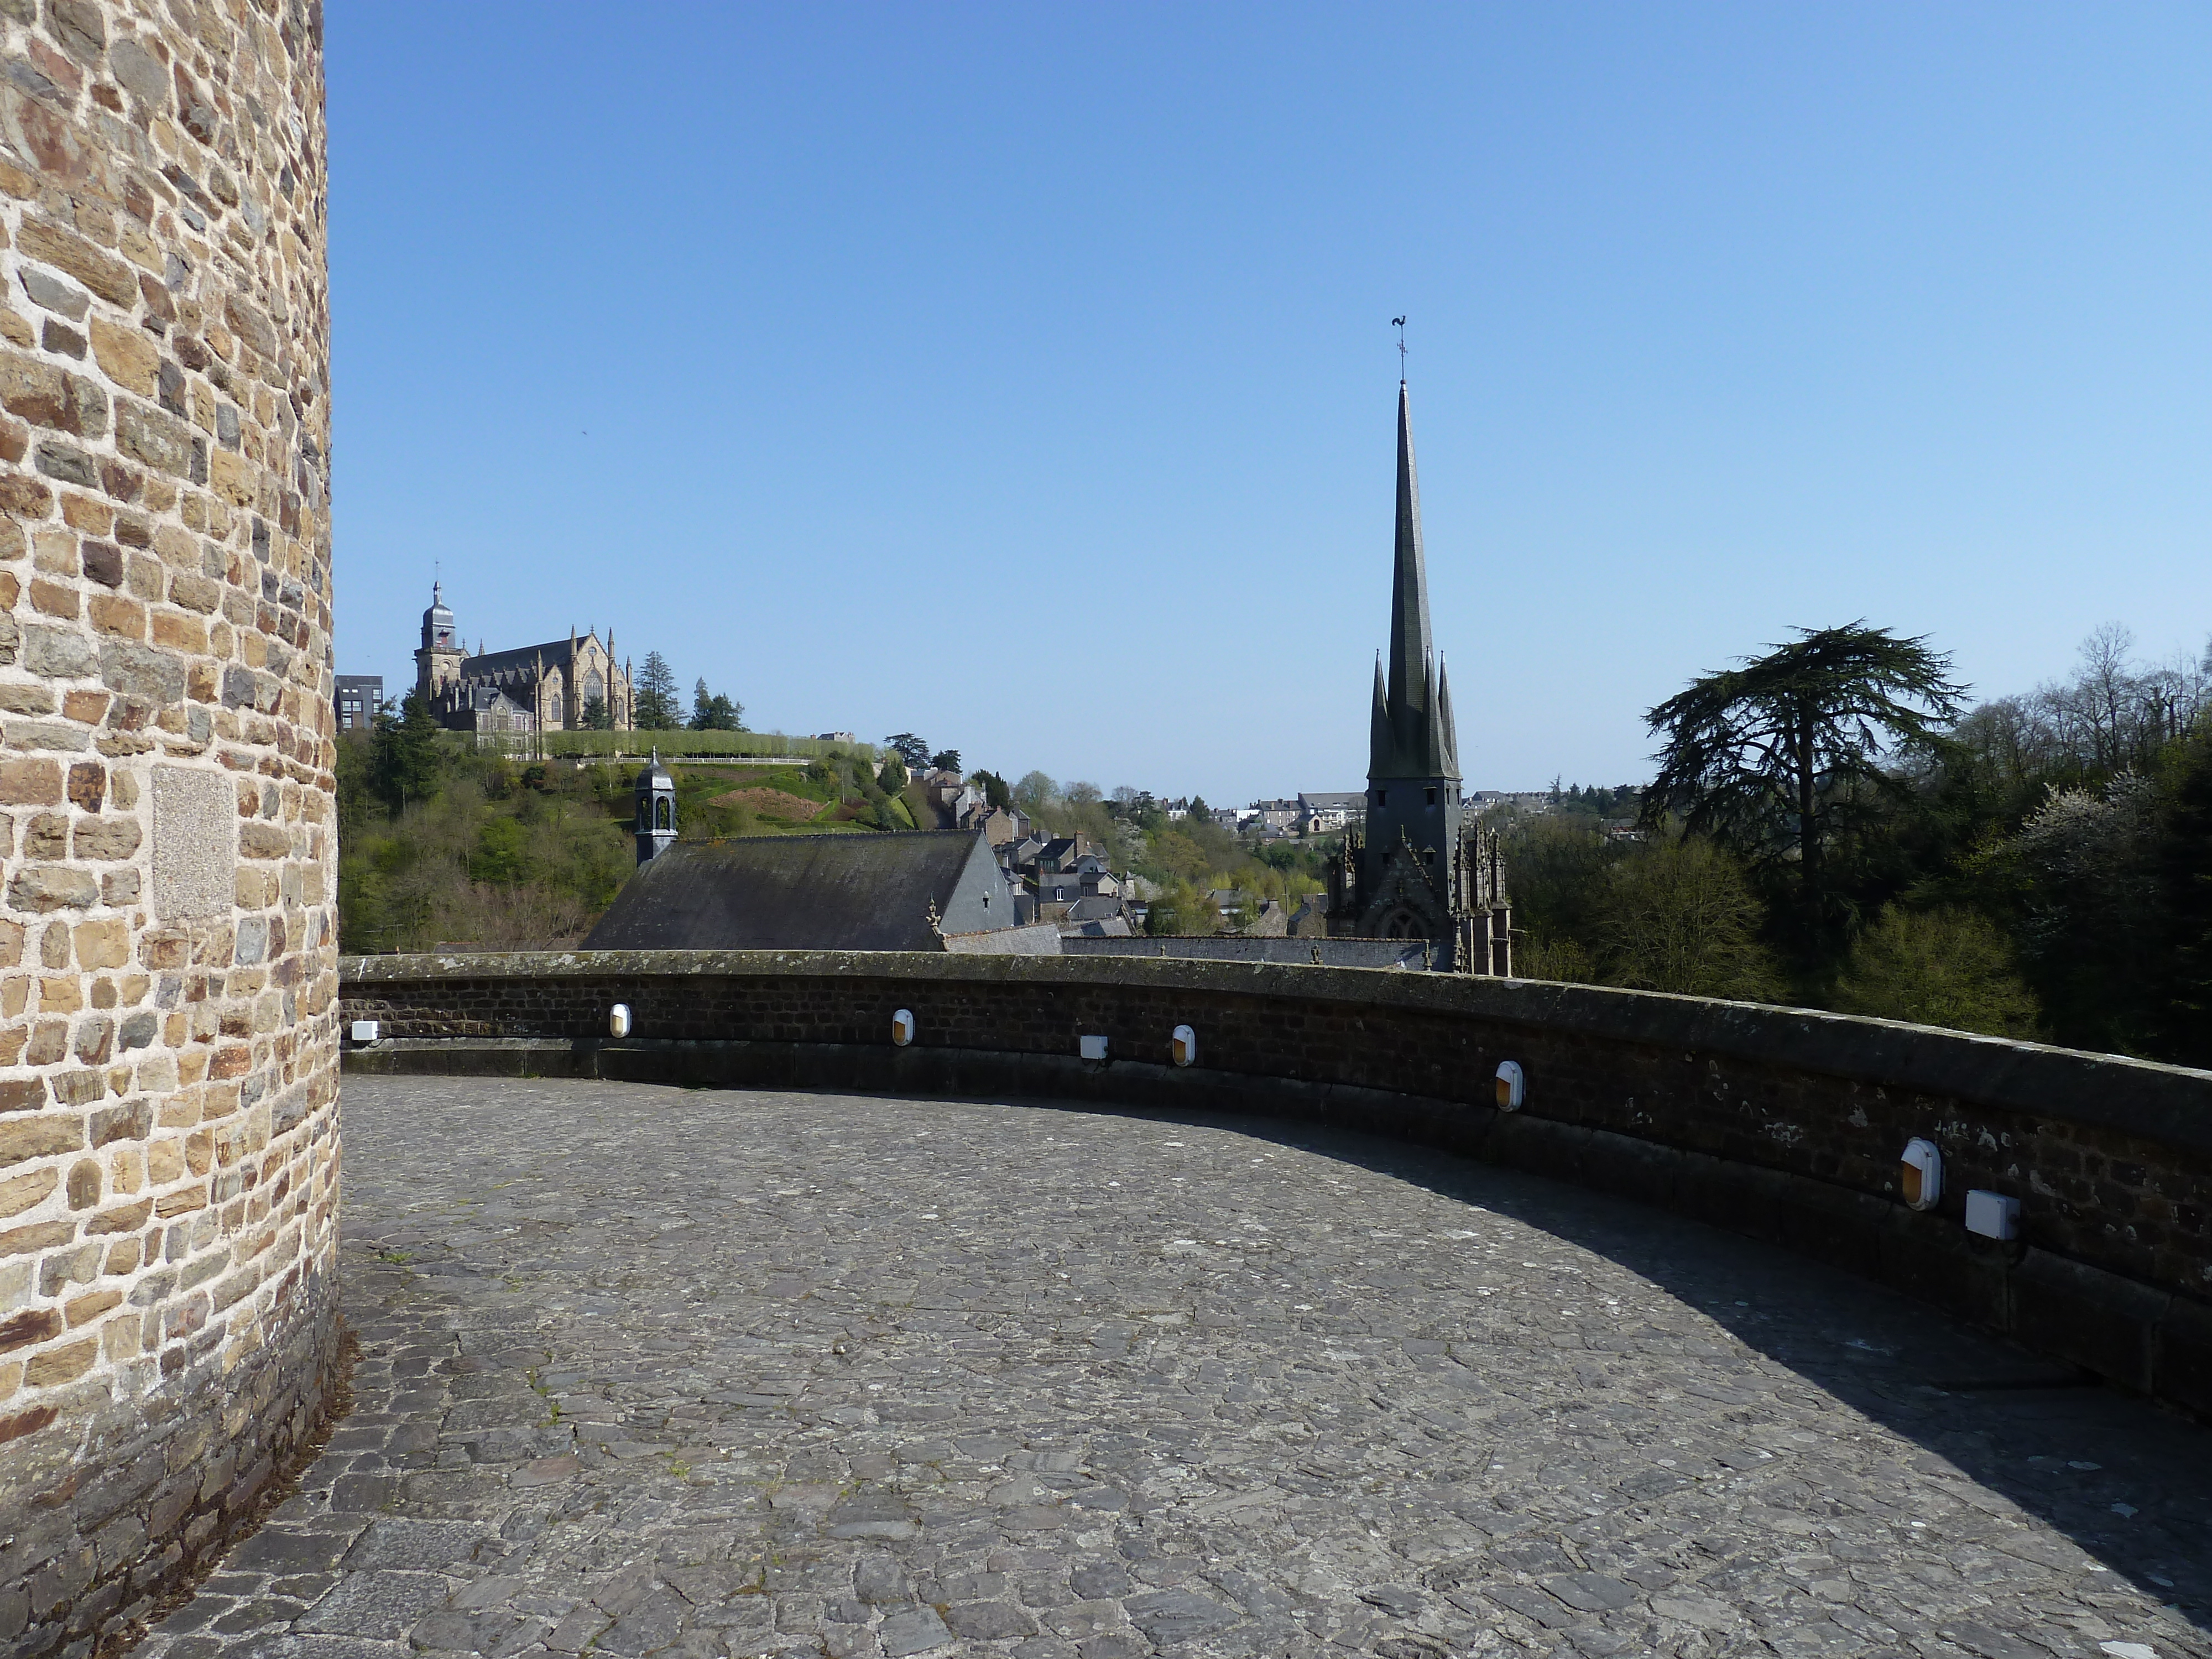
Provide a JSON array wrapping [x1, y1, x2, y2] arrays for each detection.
[[1435, 655, 1460, 779], [1369, 655, 1392, 772]]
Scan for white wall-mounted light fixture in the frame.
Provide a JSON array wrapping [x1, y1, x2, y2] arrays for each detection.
[[1170, 1025, 1197, 1068], [1964, 1189, 2020, 1241], [1900, 1138, 1942, 1210], [1079, 1034, 1109, 1061], [349, 1020, 379, 1045], [608, 1004, 632, 1038], [1494, 1060, 1525, 1111], [891, 1009, 916, 1047]]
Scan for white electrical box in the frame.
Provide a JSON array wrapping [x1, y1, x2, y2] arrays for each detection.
[[1170, 1025, 1197, 1068], [1964, 1188, 2020, 1241], [1494, 1060, 1525, 1111], [608, 1003, 632, 1039], [1079, 1034, 1109, 1061], [891, 1009, 915, 1047], [349, 1020, 378, 1045], [1900, 1138, 1942, 1210]]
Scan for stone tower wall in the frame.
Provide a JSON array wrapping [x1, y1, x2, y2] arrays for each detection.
[[0, 3, 339, 1653]]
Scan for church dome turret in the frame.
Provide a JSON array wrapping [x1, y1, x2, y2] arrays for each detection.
[[421, 581, 457, 653]]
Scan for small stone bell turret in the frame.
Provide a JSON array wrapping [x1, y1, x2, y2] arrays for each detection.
[[634, 749, 677, 867]]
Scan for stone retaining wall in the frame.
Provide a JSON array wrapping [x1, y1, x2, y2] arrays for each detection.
[[341, 950, 2212, 1420], [0, 6, 340, 1655]]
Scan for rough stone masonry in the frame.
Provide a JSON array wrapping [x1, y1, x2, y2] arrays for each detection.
[[140, 1077, 2212, 1659], [0, 3, 341, 1655]]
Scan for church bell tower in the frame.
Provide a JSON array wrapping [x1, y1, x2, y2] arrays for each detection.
[[414, 581, 465, 701]]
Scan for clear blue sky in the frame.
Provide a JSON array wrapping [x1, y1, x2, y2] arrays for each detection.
[[329, 3, 2212, 801]]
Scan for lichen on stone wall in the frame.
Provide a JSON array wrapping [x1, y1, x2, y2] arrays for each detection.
[[0, 3, 339, 1652]]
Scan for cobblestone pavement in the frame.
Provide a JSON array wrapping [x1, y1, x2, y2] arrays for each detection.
[[137, 1077, 2212, 1659]]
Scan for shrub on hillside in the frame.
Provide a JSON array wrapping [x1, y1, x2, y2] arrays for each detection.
[[1589, 838, 1783, 1002], [1830, 906, 2042, 1039]]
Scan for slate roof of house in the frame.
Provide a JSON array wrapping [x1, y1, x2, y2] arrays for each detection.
[[582, 832, 989, 952]]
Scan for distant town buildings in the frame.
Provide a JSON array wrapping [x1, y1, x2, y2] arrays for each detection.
[[1297, 791, 1365, 834], [1470, 789, 1557, 815]]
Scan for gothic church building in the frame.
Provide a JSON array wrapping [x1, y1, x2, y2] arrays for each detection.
[[1325, 384, 1512, 974], [415, 582, 634, 734]]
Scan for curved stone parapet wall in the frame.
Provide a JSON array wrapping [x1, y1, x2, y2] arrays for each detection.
[[0, 6, 338, 1655], [343, 950, 2212, 1420]]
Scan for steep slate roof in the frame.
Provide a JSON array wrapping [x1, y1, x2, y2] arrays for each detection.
[[460, 634, 601, 682], [582, 831, 1001, 951]]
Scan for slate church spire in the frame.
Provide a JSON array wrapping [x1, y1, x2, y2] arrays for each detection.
[[1369, 382, 1460, 783]]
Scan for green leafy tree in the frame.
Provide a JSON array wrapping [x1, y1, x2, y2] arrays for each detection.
[[1012, 770, 1057, 813], [930, 749, 961, 773], [878, 753, 909, 792], [1643, 623, 1967, 927], [632, 651, 681, 729], [1830, 906, 2041, 1038], [974, 769, 1011, 810], [469, 817, 533, 886], [1973, 775, 2164, 1053], [371, 692, 446, 808], [1500, 817, 1624, 962], [1588, 837, 1783, 1001], [1144, 879, 1220, 937], [2154, 729, 2212, 1062], [689, 678, 745, 731], [581, 695, 612, 731]]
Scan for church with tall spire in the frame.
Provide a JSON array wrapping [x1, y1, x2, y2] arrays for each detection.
[[1325, 381, 1512, 973]]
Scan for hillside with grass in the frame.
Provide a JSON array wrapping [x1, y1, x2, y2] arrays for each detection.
[[337, 701, 915, 951]]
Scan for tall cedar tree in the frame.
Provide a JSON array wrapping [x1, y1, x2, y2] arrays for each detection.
[[884, 733, 932, 770], [1641, 623, 1967, 927]]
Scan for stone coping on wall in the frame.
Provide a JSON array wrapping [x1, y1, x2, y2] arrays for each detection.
[[340, 948, 2212, 1155]]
